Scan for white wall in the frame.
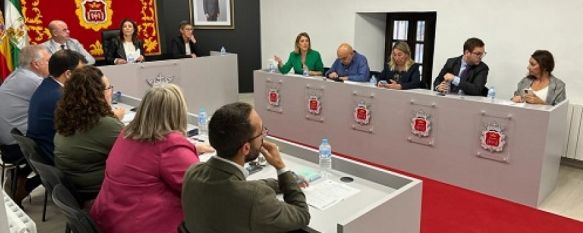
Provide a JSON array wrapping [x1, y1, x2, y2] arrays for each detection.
[[261, 0, 583, 102]]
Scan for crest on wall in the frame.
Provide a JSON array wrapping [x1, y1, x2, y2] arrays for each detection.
[[75, 0, 113, 31], [268, 88, 280, 107]]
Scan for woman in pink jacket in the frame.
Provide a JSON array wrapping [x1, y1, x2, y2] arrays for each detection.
[[90, 84, 202, 233]]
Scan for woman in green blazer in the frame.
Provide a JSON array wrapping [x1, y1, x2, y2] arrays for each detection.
[[274, 32, 324, 76]]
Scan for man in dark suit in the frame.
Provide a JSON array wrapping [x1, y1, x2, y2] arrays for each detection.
[[182, 102, 310, 233], [433, 37, 489, 96], [203, 0, 220, 21]]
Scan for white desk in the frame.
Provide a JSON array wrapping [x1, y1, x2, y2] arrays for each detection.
[[101, 54, 239, 114], [243, 137, 421, 233], [254, 70, 568, 207]]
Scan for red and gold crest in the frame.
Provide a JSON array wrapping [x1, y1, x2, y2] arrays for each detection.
[[307, 96, 321, 115], [411, 111, 431, 137], [268, 89, 280, 106], [354, 102, 371, 125], [75, 0, 113, 31], [480, 122, 506, 152]]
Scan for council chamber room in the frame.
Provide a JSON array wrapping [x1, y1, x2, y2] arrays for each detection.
[[0, 0, 582, 232]]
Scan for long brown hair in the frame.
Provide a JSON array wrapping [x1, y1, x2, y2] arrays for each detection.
[[55, 66, 114, 136]]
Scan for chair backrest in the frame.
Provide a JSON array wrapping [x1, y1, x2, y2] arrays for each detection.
[[177, 221, 190, 233], [29, 158, 88, 205], [101, 29, 120, 56], [52, 184, 101, 233], [10, 128, 51, 168]]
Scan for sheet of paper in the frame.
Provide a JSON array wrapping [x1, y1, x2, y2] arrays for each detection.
[[303, 179, 360, 210]]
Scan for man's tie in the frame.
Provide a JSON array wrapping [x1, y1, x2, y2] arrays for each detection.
[[451, 64, 470, 93]]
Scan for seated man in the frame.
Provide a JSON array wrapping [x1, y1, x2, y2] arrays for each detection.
[[27, 50, 85, 163], [182, 102, 310, 233], [433, 37, 489, 96], [0, 45, 50, 204], [42, 20, 95, 65], [324, 43, 370, 82]]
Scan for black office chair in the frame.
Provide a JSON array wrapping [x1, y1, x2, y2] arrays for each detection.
[[101, 29, 120, 62], [52, 184, 101, 233], [10, 128, 52, 221], [177, 221, 190, 233], [370, 70, 381, 82]]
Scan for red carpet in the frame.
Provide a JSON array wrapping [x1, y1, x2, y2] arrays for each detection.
[[420, 177, 583, 233], [271, 136, 583, 232]]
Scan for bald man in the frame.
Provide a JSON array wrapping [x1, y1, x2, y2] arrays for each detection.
[[42, 20, 95, 65], [324, 43, 370, 82]]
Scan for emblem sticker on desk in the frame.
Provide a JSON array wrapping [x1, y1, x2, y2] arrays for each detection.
[[307, 96, 321, 115], [268, 88, 280, 106], [480, 122, 506, 152], [411, 110, 431, 137], [354, 101, 371, 125]]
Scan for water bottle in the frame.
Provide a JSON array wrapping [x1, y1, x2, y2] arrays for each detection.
[[487, 86, 496, 102], [268, 62, 276, 73], [319, 137, 332, 177], [198, 107, 208, 135], [220, 46, 226, 56], [302, 64, 309, 77], [370, 75, 377, 85], [112, 91, 121, 104]]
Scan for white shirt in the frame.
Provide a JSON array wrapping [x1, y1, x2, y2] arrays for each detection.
[[532, 86, 549, 103], [185, 42, 192, 55]]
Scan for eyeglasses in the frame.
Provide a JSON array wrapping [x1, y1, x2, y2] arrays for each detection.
[[248, 127, 269, 142], [472, 51, 487, 58], [105, 85, 114, 91]]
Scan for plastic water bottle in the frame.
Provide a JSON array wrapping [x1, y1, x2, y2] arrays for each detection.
[[319, 137, 332, 177], [268, 62, 276, 73], [220, 46, 226, 56], [487, 86, 496, 102], [112, 91, 121, 104], [370, 75, 377, 85], [302, 64, 309, 77], [198, 107, 208, 135]]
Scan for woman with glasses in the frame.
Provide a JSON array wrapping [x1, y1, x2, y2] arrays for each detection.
[[377, 42, 421, 90], [90, 84, 212, 233], [106, 18, 145, 65], [169, 21, 200, 59], [54, 66, 125, 201], [274, 32, 324, 76], [511, 50, 566, 105]]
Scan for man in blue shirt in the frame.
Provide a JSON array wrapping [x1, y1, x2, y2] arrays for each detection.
[[325, 43, 370, 82], [27, 49, 86, 163]]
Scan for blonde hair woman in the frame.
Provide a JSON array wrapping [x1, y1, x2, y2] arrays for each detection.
[[377, 42, 421, 90], [90, 84, 200, 233]]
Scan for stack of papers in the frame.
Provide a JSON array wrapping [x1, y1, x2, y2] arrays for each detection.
[[303, 179, 360, 210]]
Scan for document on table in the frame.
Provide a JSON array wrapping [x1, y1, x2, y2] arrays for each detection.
[[303, 179, 360, 210]]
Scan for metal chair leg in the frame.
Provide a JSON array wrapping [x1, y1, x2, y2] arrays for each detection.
[[42, 190, 48, 221]]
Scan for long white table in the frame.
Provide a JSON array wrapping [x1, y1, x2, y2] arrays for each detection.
[[101, 54, 239, 114], [254, 70, 568, 207]]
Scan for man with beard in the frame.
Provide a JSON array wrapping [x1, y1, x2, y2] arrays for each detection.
[[182, 102, 310, 233]]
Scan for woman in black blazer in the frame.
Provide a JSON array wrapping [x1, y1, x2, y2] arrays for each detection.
[[377, 42, 421, 90], [106, 18, 145, 65], [169, 21, 200, 59]]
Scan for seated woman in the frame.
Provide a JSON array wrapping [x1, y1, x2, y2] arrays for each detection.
[[511, 50, 566, 105], [274, 32, 324, 76], [169, 21, 200, 59], [90, 84, 201, 233], [377, 42, 420, 90], [54, 66, 125, 200], [106, 18, 145, 65]]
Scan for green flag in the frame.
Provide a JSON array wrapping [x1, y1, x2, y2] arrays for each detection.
[[4, 0, 28, 69]]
